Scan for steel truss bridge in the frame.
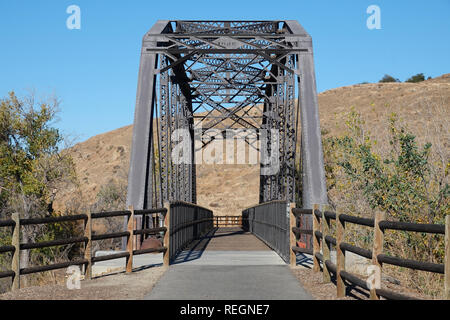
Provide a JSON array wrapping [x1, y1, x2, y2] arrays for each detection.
[[127, 20, 327, 215]]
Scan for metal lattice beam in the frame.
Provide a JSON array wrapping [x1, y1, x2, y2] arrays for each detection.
[[127, 20, 327, 218]]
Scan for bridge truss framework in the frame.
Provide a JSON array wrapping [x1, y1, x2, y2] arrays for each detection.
[[126, 20, 327, 216]]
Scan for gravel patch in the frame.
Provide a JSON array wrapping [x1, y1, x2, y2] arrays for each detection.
[[0, 266, 167, 300]]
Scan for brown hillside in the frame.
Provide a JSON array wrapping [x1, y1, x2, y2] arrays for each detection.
[[54, 74, 450, 216]]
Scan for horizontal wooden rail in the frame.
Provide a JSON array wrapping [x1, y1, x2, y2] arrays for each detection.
[[325, 235, 337, 246], [325, 259, 337, 274], [0, 270, 15, 279], [91, 210, 130, 219], [292, 208, 313, 217], [20, 214, 88, 226], [314, 230, 323, 240], [20, 259, 88, 275], [324, 211, 336, 220], [133, 247, 167, 256], [290, 204, 449, 300], [20, 236, 88, 250], [340, 269, 419, 300], [292, 246, 313, 255], [379, 220, 445, 234], [134, 208, 168, 215], [376, 288, 420, 300], [214, 216, 243, 227], [92, 252, 130, 263], [0, 220, 15, 228], [92, 231, 130, 241], [340, 270, 369, 290], [377, 254, 444, 274], [340, 242, 373, 259], [315, 252, 323, 263], [339, 214, 374, 227], [0, 245, 15, 254], [292, 227, 313, 236]]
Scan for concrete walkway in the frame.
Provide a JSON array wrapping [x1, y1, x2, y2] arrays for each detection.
[[145, 228, 313, 300]]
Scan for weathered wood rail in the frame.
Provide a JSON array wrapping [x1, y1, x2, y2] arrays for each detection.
[[0, 201, 214, 291], [213, 216, 242, 228], [290, 204, 450, 300]]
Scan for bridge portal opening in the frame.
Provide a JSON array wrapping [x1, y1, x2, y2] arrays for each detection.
[[126, 20, 328, 249]]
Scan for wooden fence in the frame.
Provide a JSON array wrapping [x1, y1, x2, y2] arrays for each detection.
[[0, 205, 172, 291], [290, 204, 450, 300], [0, 201, 216, 291], [213, 216, 242, 228]]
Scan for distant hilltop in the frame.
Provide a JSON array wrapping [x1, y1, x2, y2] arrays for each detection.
[[54, 73, 450, 216]]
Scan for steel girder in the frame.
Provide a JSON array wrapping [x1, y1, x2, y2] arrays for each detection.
[[127, 20, 328, 216]]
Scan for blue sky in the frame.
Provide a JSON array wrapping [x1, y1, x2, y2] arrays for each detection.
[[0, 0, 449, 142]]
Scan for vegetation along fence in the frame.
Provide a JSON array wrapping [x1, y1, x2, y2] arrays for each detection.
[[290, 204, 450, 300], [242, 200, 290, 263], [0, 201, 214, 291]]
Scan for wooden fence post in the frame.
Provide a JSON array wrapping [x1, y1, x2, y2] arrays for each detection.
[[371, 211, 385, 300], [289, 203, 297, 267], [163, 202, 171, 267], [312, 204, 320, 272], [84, 211, 92, 280], [445, 215, 450, 300], [336, 211, 346, 298], [321, 204, 331, 283], [126, 206, 134, 273], [11, 213, 20, 291]]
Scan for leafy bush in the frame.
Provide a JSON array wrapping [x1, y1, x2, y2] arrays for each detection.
[[379, 74, 400, 83], [322, 109, 449, 297], [405, 73, 426, 83]]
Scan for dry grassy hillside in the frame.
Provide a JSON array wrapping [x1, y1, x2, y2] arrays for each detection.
[[54, 74, 450, 216]]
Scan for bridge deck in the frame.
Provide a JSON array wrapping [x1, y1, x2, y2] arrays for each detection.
[[184, 227, 271, 251], [145, 227, 313, 300]]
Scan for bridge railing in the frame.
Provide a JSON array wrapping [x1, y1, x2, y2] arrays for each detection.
[[290, 204, 450, 300], [0, 207, 168, 291], [167, 201, 214, 263], [242, 200, 290, 263]]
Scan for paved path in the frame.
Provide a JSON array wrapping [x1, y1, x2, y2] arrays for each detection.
[[145, 228, 313, 300]]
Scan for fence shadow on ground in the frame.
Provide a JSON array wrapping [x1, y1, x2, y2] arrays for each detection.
[[170, 228, 217, 265]]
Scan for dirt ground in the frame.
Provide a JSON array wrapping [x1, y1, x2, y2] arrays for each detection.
[[0, 266, 167, 300], [291, 266, 357, 300], [290, 266, 433, 300]]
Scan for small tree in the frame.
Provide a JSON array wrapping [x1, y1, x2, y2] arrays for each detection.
[[379, 74, 400, 83], [405, 73, 426, 83], [0, 91, 77, 278]]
